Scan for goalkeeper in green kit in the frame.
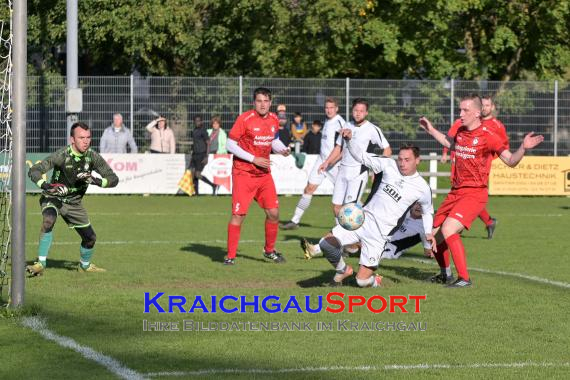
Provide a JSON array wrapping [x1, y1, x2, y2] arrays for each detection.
[[27, 122, 119, 275]]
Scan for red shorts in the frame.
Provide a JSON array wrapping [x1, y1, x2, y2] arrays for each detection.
[[231, 172, 279, 215], [434, 187, 488, 229]]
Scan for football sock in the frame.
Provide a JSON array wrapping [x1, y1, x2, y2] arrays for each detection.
[[319, 238, 343, 269], [291, 194, 312, 224], [446, 234, 469, 280], [434, 241, 450, 271], [264, 220, 279, 253], [201, 176, 216, 189], [312, 243, 322, 254], [479, 209, 493, 226], [356, 276, 377, 288], [79, 245, 94, 269], [38, 232, 53, 267], [227, 223, 241, 259]]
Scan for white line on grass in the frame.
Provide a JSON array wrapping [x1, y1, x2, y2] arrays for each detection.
[[408, 258, 570, 289], [21, 316, 146, 380], [25, 239, 302, 246], [30, 212, 227, 216], [24, 238, 570, 289], [145, 361, 570, 377]]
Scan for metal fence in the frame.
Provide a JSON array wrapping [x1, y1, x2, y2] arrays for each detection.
[[27, 76, 570, 155]]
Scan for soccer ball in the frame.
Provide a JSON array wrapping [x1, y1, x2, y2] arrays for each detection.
[[338, 203, 365, 231]]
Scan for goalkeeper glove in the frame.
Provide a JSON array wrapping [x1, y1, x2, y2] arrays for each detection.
[[43, 183, 69, 196], [77, 172, 103, 187]]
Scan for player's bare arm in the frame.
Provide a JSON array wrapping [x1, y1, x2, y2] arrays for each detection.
[[319, 145, 341, 173], [499, 132, 544, 168], [419, 117, 451, 148]]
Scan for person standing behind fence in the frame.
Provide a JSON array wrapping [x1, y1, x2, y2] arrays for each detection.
[[145, 116, 176, 153], [302, 120, 322, 154], [191, 115, 218, 195], [291, 112, 308, 153], [276, 105, 292, 147], [207, 116, 227, 154], [100, 113, 138, 153]]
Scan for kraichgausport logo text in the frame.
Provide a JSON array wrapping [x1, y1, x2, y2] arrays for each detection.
[[144, 292, 426, 314]]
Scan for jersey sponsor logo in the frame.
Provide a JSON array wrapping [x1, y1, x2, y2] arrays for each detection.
[[383, 183, 402, 202], [253, 135, 273, 146], [455, 144, 476, 159]]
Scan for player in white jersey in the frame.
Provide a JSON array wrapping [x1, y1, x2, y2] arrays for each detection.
[[313, 132, 435, 287], [319, 98, 391, 218], [382, 202, 434, 260], [280, 97, 346, 230]]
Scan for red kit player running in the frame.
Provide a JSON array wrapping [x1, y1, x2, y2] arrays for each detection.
[[224, 87, 290, 265], [420, 94, 543, 287], [441, 95, 510, 239]]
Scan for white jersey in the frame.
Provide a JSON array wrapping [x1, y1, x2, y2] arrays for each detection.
[[392, 214, 430, 249], [320, 114, 346, 161], [336, 120, 389, 167], [346, 139, 433, 238]]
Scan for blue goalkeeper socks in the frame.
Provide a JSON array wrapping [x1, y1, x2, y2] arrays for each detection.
[[80, 245, 94, 269], [38, 232, 53, 267]]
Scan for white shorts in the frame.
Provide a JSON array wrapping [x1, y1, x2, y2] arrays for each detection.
[[331, 217, 387, 268], [308, 156, 339, 186], [332, 165, 368, 206]]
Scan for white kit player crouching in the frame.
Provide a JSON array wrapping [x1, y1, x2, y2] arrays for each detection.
[[382, 202, 434, 260], [313, 129, 436, 287], [281, 97, 346, 230]]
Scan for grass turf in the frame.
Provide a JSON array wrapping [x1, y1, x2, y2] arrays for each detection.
[[1, 194, 569, 379]]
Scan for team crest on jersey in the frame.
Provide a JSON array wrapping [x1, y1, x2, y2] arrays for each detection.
[[396, 179, 405, 188], [473, 138, 479, 145], [84, 163, 89, 170]]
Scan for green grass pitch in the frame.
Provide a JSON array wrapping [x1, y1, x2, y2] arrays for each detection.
[[1, 194, 569, 379]]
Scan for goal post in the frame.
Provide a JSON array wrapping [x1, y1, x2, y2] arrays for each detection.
[[10, 0, 26, 308]]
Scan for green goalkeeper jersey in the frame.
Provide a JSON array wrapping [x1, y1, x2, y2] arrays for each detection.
[[29, 146, 119, 203]]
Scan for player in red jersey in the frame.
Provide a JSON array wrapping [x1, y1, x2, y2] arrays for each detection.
[[419, 94, 543, 287], [440, 95, 509, 239], [224, 87, 290, 265]]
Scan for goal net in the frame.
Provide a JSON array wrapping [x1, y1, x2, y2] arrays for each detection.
[[0, 0, 13, 303]]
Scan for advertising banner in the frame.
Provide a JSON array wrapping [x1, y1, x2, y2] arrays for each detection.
[[489, 156, 570, 196]]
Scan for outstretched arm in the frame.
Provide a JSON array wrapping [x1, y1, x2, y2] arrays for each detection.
[[499, 132, 544, 168], [343, 129, 388, 174], [419, 117, 451, 148]]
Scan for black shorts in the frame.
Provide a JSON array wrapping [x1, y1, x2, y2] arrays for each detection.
[[191, 153, 208, 172]]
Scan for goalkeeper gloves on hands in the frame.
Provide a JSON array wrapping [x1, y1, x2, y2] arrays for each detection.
[[76, 172, 103, 186], [42, 183, 69, 196]]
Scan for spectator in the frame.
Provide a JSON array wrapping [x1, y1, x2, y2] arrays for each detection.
[[302, 120, 322, 154], [145, 116, 176, 153], [276, 104, 291, 147], [100, 113, 138, 153], [191, 115, 218, 195], [291, 112, 308, 143], [207, 116, 228, 154]]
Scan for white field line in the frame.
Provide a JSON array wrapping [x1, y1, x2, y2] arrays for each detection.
[[146, 361, 570, 377], [21, 316, 146, 380], [29, 212, 568, 217], [25, 239, 301, 246], [24, 238, 570, 289], [407, 258, 570, 289]]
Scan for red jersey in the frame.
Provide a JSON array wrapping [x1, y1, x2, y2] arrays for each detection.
[[451, 125, 506, 189], [229, 110, 279, 176], [481, 117, 509, 150]]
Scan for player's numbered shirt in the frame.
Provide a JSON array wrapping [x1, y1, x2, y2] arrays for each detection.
[[336, 120, 389, 168], [229, 110, 280, 176], [451, 125, 506, 189], [320, 114, 345, 161], [347, 141, 433, 238]]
